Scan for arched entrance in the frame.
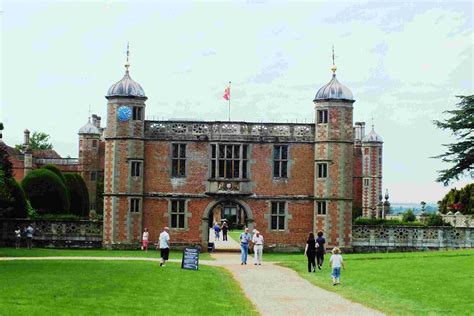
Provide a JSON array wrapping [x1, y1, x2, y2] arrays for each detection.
[[201, 199, 254, 249]]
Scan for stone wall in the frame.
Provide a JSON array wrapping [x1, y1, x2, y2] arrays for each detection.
[[352, 225, 472, 251], [0, 219, 102, 248]]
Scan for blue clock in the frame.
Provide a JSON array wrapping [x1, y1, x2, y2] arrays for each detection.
[[117, 106, 132, 122]]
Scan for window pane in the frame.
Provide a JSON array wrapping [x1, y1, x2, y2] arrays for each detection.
[[219, 145, 225, 158], [179, 160, 185, 176], [274, 146, 281, 160], [179, 200, 185, 212], [225, 160, 232, 178], [171, 214, 177, 228], [219, 160, 225, 177], [179, 144, 186, 158], [281, 146, 288, 159], [211, 160, 216, 178], [243, 145, 248, 159], [242, 161, 247, 179], [271, 216, 277, 230], [234, 145, 239, 158], [211, 144, 216, 158], [171, 201, 177, 212], [278, 216, 285, 229], [273, 161, 280, 177], [281, 161, 287, 178], [226, 146, 232, 158], [278, 203, 285, 214], [179, 215, 185, 228], [234, 162, 240, 178], [172, 144, 178, 158], [271, 202, 277, 214]]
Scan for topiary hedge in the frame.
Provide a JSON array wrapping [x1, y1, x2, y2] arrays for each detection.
[[21, 169, 70, 215], [64, 173, 89, 217], [0, 170, 27, 218]]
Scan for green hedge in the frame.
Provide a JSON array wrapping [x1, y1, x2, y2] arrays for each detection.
[[0, 171, 27, 218], [21, 169, 70, 215], [354, 218, 425, 226], [64, 173, 89, 217]]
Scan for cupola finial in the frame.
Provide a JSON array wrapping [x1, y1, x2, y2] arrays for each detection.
[[331, 45, 337, 75], [125, 41, 130, 73]]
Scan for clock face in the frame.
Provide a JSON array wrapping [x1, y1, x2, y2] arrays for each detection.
[[117, 106, 132, 122]]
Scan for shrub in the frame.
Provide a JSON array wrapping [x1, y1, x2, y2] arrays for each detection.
[[0, 171, 27, 218], [64, 173, 89, 217], [402, 209, 416, 222], [43, 164, 67, 185], [0, 145, 13, 178], [353, 217, 424, 226], [426, 214, 451, 227], [21, 169, 70, 214]]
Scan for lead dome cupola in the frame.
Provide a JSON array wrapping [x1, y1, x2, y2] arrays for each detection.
[[314, 48, 354, 102], [78, 118, 100, 135], [106, 44, 146, 98]]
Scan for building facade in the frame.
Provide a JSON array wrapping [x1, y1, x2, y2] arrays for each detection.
[[102, 58, 384, 250]]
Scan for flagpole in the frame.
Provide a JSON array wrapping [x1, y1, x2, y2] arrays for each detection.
[[228, 81, 231, 121]]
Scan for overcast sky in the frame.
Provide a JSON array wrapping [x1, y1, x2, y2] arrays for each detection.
[[1, 0, 472, 203]]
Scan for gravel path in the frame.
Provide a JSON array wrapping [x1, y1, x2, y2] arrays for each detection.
[[1, 254, 383, 315], [211, 253, 384, 316]]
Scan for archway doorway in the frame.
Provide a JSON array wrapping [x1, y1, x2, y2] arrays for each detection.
[[203, 199, 253, 251]]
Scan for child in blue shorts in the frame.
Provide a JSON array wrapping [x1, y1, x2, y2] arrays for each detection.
[[329, 247, 345, 286]]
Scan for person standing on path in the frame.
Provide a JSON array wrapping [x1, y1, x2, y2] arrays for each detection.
[[213, 222, 221, 241], [239, 227, 252, 265], [159, 227, 170, 267], [141, 228, 149, 251], [221, 222, 228, 241], [252, 231, 264, 265], [316, 231, 326, 270], [329, 247, 345, 286], [304, 232, 317, 272], [25, 225, 34, 249], [14, 227, 21, 249]]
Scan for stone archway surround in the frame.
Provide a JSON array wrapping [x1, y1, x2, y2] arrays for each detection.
[[200, 198, 254, 248]]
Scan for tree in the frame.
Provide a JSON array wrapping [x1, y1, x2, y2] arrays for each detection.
[[437, 183, 473, 215], [15, 131, 53, 151], [43, 164, 67, 186], [433, 95, 474, 185], [0, 144, 13, 178], [64, 173, 89, 218], [0, 170, 27, 218], [21, 169, 70, 215], [402, 209, 416, 222]]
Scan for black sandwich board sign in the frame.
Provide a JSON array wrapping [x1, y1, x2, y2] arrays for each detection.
[[181, 247, 200, 270]]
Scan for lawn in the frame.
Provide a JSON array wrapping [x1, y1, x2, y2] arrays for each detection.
[[228, 230, 243, 242], [0, 260, 257, 315], [0, 247, 213, 260], [267, 249, 474, 315]]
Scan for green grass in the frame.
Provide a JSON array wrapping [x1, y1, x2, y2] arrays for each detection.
[[269, 249, 474, 315], [0, 260, 257, 315], [0, 248, 213, 261], [228, 230, 243, 242]]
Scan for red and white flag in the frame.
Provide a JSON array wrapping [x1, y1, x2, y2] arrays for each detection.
[[223, 85, 230, 101]]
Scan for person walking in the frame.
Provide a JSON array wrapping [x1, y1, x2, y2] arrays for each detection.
[[213, 222, 221, 241], [329, 247, 345, 286], [142, 228, 149, 252], [252, 231, 264, 265], [304, 232, 317, 272], [316, 231, 326, 270], [25, 225, 34, 249], [14, 226, 21, 249], [221, 222, 228, 241], [239, 227, 252, 265], [159, 227, 170, 267]]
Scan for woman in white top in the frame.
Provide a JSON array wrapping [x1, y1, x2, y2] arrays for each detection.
[[14, 227, 21, 249], [142, 228, 149, 251]]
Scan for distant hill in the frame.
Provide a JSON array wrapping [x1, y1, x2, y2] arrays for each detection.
[[390, 203, 438, 214]]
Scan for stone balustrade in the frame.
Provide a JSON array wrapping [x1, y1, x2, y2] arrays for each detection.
[[352, 225, 472, 251], [0, 219, 102, 248], [145, 120, 315, 142]]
